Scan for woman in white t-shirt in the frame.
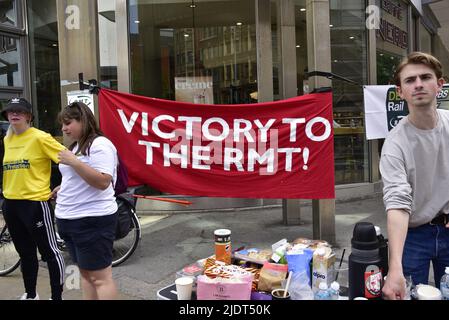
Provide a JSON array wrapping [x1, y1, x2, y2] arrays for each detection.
[[53, 101, 118, 300]]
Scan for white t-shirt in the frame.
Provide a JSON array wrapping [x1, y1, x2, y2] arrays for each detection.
[[55, 136, 118, 219]]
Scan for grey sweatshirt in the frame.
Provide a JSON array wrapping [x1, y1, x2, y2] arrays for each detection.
[[380, 109, 449, 227]]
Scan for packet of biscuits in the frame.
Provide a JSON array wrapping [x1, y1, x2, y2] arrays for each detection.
[[292, 237, 330, 251]]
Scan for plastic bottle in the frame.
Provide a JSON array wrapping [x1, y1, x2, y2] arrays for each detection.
[[440, 267, 449, 300], [348, 222, 383, 300], [375, 226, 389, 276], [314, 282, 330, 300], [329, 281, 340, 300], [271, 243, 288, 264]]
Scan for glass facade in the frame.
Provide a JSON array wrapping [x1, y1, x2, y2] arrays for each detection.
[[0, 34, 21, 87], [129, 0, 257, 104], [377, 51, 401, 84], [294, 0, 307, 97], [330, 0, 369, 184], [26, 0, 61, 136], [98, 0, 118, 90], [0, 0, 18, 27], [0, 0, 23, 91], [5, 0, 446, 193]]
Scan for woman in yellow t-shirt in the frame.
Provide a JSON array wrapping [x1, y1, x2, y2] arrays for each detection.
[[1, 98, 65, 300]]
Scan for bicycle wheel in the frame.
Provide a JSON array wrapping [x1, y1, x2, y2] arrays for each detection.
[[0, 222, 20, 276], [112, 211, 141, 267]]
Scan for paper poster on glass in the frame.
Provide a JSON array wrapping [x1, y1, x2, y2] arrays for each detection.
[[175, 76, 213, 104], [67, 90, 95, 115]]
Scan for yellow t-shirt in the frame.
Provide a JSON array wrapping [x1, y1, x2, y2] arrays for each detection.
[[3, 127, 65, 201]]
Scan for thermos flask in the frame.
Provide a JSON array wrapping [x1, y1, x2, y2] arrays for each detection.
[[348, 222, 383, 300]]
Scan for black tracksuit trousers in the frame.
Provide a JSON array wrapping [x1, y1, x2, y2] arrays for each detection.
[[2, 199, 64, 299]]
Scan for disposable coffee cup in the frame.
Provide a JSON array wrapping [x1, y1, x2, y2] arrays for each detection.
[[175, 277, 194, 300], [271, 288, 291, 300]]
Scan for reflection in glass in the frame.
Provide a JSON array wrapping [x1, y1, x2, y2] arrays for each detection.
[[330, 0, 369, 184], [0, 35, 21, 87], [129, 0, 257, 104], [0, 0, 16, 27], [98, 0, 118, 90], [377, 51, 401, 85], [27, 0, 61, 136], [294, 0, 307, 96]]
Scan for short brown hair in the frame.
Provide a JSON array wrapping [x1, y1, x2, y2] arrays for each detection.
[[393, 51, 443, 86]]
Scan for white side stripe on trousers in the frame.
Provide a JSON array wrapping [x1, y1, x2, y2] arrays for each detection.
[[40, 201, 65, 285]]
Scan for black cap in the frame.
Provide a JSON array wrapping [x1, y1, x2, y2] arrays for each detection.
[[351, 222, 379, 250], [1, 98, 33, 120]]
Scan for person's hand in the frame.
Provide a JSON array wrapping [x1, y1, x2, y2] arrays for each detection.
[[58, 150, 79, 167], [382, 271, 406, 300], [51, 185, 60, 199]]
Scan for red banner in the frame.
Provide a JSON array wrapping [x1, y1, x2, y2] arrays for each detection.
[[99, 89, 334, 199]]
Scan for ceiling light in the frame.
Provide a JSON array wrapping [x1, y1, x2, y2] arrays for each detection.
[[300, 8, 306, 12], [329, 24, 333, 27], [296, 45, 300, 48], [184, 34, 189, 37], [236, 22, 242, 26], [189, 4, 196, 8], [349, 36, 355, 40], [134, 20, 140, 24]]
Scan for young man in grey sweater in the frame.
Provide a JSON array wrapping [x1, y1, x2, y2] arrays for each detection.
[[380, 52, 448, 300]]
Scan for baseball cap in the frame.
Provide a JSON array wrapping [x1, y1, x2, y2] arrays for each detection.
[[1, 98, 33, 120]]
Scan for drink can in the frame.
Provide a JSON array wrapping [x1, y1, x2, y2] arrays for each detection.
[[214, 229, 231, 264]]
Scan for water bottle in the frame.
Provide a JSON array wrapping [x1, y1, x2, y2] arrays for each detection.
[[375, 226, 389, 276], [348, 222, 383, 300], [440, 267, 449, 300], [329, 281, 340, 300], [314, 282, 330, 300]]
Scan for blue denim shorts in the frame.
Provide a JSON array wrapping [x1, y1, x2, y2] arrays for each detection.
[[57, 213, 118, 271]]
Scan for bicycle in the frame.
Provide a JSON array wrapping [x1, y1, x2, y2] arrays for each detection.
[[0, 193, 141, 276], [0, 216, 20, 276]]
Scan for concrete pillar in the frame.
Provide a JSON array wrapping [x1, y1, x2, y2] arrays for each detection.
[[306, 0, 335, 244], [277, 0, 298, 98], [277, 0, 302, 225], [56, 0, 100, 115], [116, 0, 130, 93], [255, 0, 279, 210]]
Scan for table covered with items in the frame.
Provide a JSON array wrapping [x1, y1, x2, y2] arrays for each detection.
[[158, 235, 348, 300]]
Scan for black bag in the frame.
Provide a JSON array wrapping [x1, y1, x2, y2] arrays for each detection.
[[115, 194, 135, 240]]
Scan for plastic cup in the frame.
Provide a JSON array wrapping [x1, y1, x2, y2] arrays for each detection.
[[333, 261, 349, 297], [175, 277, 194, 300], [271, 288, 291, 300]]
